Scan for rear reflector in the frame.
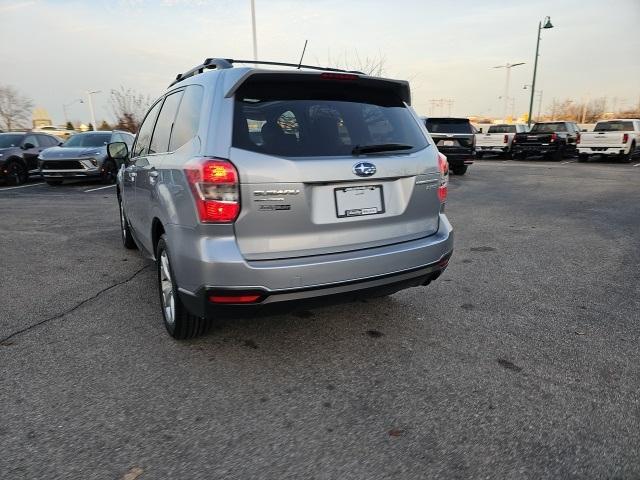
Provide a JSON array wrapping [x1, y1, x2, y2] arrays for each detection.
[[319, 72, 359, 81], [622, 133, 629, 144], [503, 134, 509, 144], [209, 294, 262, 304]]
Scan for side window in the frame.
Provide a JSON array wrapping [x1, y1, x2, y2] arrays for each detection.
[[169, 85, 204, 151], [132, 101, 163, 158], [149, 91, 183, 155], [111, 133, 123, 143], [36, 135, 51, 146], [124, 134, 134, 149], [22, 135, 39, 147]]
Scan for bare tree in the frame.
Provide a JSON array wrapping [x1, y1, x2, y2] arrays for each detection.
[[110, 86, 151, 133], [0, 85, 34, 131], [317, 49, 387, 76]]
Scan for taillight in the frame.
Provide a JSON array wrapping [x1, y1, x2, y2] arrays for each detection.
[[184, 158, 239, 223], [437, 152, 448, 203], [576, 133, 581, 144], [622, 133, 629, 144], [550, 133, 558, 142], [503, 134, 509, 144]]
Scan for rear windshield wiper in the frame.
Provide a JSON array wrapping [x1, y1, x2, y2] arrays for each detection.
[[351, 143, 414, 155]]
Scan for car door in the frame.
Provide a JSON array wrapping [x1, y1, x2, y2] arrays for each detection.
[[21, 134, 41, 171], [133, 90, 183, 252], [125, 100, 162, 241]]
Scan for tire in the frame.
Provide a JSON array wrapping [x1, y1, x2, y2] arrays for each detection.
[[46, 180, 63, 186], [118, 196, 137, 250], [451, 165, 468, 175], [475, 152, 483, 159], [515, 152, 527, 160], [504, 150, 514, 160], [5, 160, 28, 186], [550, 148, 564, 161], [620, 142, 635, 164], [577, 154, 589, 163], [156, 235, 210, 339], [100, 160, 118, 184]]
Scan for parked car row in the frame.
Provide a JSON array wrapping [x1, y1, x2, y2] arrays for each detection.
[[0, 130, 134, 185]]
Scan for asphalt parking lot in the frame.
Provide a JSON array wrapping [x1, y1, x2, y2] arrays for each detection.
[[1, 159, 639, 479]]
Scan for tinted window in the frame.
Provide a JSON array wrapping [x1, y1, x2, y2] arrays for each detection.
[[594, 121, 634, 132], [170, 85, 203, 151], [530, 122, 567, 133], [63, 132, 111, 147], [233, 79, 427, 157], [487, 125, 516, 134], [149, 91, 183, 155], [36, 135, 53, 146], [132, 101, 162, 158], [0, 134, 24, 148], [424, 119, 473, 134], [22, 135, 39, 147]]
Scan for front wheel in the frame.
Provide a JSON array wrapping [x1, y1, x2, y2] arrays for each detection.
[[100, 160, 118, 184], [156, 235, 210, 339], [451, 165, 468, 175], [118, 196, 137, 250], [5, 161, 28, 186]]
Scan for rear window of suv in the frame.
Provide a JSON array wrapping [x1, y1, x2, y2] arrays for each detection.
[[487, 125, 516, 134], [530, 122, 567, 133], [232, 75, 427, 157], [424, 119, 473, 134]]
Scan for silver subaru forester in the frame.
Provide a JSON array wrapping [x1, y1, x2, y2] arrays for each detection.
[[107, 58, 453, 339]]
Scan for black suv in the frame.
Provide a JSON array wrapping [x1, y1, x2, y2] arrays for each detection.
[[0, 132, 62, 185], [512, 121, 580, 161], [423, 118, 476, 175]]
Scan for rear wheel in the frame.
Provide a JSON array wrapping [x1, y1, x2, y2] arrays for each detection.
[[475, 152, 483, 159], [515, 152, 527, 160], [156, 235, 210, 339], [620, 142, 635, 163], [549, 148, 564, 161], [100, 160, 117, 184], [46, 180, 63, 186], [118, 196, 137, 250], [451, 165, 468, 175], [5, 160, 27, 186], [578, 154, 589, 163]]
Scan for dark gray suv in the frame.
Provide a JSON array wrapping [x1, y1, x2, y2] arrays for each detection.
[[108, 58, 454, 339], [0, 132, 61, 185]]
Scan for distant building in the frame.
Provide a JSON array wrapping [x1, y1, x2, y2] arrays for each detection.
[[32, 107, 53, 128]]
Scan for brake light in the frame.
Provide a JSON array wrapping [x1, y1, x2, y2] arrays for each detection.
[[319, 72, 359, 81], [550, 133, 558, 142], [185, 158, 239, 223], [622, 133, 629, 144], [503, 134, 509, 144], [576, 133, 581, 144], [437, 152, 449, 203]]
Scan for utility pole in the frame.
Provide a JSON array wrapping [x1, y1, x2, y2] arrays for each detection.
[[250, 0, 258, 62], [536, 90, 544, 122], [528, 16, 554, 126]]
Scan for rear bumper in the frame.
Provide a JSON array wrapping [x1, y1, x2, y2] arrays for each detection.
[[440, 152, 475, 166], [577, 147, 627, 155], [513, 144, 562, 154], [171, 214, 454, 317], [477, 145, 509, 152]]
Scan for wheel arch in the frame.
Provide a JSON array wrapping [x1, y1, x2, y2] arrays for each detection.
[[151, 217, 166, 258]]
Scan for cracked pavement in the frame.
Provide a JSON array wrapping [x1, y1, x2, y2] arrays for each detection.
[[1, 161, 639, 479]]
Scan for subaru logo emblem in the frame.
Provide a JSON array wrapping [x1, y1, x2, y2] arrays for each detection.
[[353, 162, 376, 177]]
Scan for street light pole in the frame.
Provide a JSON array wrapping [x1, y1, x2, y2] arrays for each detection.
[[494, 62, 525, 123], [528, 16, 553, 126], [250, 0, 258, 62], [85, 90, 101, 130]]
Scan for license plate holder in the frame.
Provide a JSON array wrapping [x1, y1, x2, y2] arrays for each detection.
[[443, 140, 455, 146], [334, 185, 385, 218]]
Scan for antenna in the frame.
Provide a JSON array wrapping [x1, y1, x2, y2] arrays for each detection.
[[297, 40, 308, 69]]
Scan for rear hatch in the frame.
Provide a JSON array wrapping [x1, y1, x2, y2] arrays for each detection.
[[229, 73, 441, 261], [424, 118, 474, 154]]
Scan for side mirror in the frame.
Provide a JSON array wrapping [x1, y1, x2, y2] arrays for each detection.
[[22, 142, 35, 150], [107, 141, 129, 161], [479, 128, 483, 133]]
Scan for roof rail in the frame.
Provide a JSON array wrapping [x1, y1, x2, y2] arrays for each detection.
[[169, 58, 365, 87]]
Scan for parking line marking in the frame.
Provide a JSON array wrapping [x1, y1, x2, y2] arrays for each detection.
[[561, 160, 576, 164], [0, 182, 45, 191], [633, 163, 640, 167], [85, 184, 117, 192]]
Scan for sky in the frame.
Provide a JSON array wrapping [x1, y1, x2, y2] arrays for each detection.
[[1, 0, 639, 126]]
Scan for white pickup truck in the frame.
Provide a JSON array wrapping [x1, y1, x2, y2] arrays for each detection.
[[475, 124, 528, 158], [577, 119, 640, 163]]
